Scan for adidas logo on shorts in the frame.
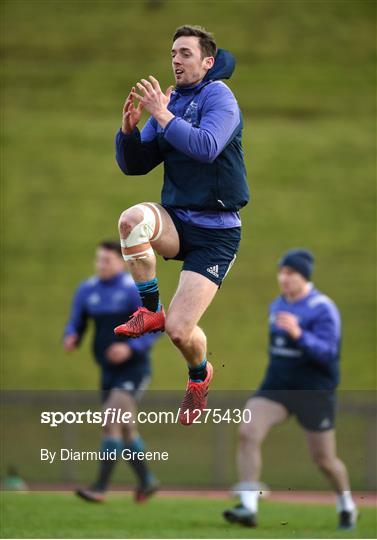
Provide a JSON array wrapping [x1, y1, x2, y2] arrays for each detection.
[[319, 417, 331, 429], [207, 265, 219, 278]]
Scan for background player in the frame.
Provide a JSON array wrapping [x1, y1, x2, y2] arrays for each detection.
[[114, 25, 249, 424], [224, 249, 357, 530], [63, 240, 160, 503]]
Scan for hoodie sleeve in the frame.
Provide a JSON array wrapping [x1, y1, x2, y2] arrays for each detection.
[[128, 331, 162, 354], [162, 83, 240, 164], [115, 117, 163, 175], [63, 284, 88, 344], [296, 302, 341, 364]]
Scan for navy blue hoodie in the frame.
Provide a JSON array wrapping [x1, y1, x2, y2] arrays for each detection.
[[115, 49, 250, 212], [261, 287, 342, 391], [64, 272, 159, 372]]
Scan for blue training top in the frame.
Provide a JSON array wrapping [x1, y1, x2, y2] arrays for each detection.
[[260, 286, 341, 391], [64, 272, 159, 373], [115, 48, 250, 221]]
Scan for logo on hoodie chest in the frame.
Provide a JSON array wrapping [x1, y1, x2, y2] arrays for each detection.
[[183, 101, 200, 127]]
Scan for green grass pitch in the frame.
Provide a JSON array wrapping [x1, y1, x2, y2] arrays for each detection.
[[1, 493, 376, 538], [2, 0, 375, 392]]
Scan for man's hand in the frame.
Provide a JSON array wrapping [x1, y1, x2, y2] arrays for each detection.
[[63, 334, 78, 351], [122, 88, 144, 134], [131, 76, 174, 128], [105, 342, 132, 365], [275, 312, 302, 340]]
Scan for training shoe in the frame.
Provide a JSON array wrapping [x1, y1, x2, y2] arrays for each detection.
[[134, 477, 160, 503], [75, 487, 106, 503], [178, 361, 213, 425], [114, 306, 165, 337], [223, 504, 257, 527], [338, 509, 358, 530]]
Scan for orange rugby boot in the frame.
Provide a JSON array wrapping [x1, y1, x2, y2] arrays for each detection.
[[179, 361, 214, 425], [114, 306, 165, 338]]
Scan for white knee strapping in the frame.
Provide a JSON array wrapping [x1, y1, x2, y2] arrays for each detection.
[[120, 203, 163, 261]]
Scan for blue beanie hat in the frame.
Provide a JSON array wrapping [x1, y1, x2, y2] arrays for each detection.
[[279, 249, 314, 280]]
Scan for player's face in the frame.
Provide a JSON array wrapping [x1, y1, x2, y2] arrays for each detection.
[[278, 267, 307, 297], [95, 248, 124, 280], [171, 36, 214, 87]]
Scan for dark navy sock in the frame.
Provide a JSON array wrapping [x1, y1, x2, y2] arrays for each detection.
[[92, 437, 123, 492], [136, 278, 160, 312], [189, 358, 208, 382], [124, 436, 154, 487]]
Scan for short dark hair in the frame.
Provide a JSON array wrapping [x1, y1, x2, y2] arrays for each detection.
[[97, 240, 122, 257], [173, 25, 217, 58]]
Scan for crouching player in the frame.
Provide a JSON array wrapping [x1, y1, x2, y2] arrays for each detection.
[[63, 240, 160, 503], [224, 249, 357, 530]]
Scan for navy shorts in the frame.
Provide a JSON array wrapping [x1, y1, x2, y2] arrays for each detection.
[[101, 367, 151, 403], [164, 207, 241, 287], [254, 389, 336, 432]]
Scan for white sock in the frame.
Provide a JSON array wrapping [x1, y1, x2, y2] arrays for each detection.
[[240, 490, 259, 513], [336, 490, 356, 512]]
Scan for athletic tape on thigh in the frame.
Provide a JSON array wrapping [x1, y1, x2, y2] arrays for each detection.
[[120, 203, 162, 261]]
